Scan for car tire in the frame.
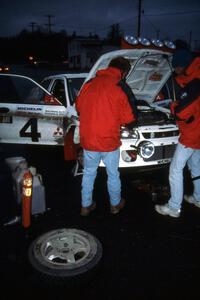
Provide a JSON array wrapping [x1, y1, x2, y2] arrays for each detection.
[[28, 228, 103, 287]]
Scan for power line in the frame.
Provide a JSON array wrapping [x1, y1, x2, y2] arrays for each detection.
[[42, 8, 200, 39], [87, 9, 200, 36], [145, 10, 200, 17]]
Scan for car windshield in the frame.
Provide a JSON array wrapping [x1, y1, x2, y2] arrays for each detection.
[[67, 77, 85, 105], [0, 75, 48, 104]]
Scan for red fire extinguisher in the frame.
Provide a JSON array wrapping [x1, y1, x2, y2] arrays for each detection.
[[22, 170, 33, 228]]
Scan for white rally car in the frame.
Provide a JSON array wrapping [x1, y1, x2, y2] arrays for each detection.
[[0, 73, 87, 146], [73, 47, 179, 173], [0, 47, 179, 174]]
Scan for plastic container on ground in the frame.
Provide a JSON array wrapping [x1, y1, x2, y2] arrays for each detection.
[[12, 160, 29, 205], [5, 156, 26, 172], [5, 157, 28, 205], [5, 158, 46, 215], [30, 168, 46, 215]]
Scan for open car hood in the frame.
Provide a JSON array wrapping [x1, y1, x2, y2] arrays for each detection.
[[84, 48, 173, 104]]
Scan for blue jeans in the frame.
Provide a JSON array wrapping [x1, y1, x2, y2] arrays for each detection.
[[168, 142, 200, 210], [81, 149, 121, 207]]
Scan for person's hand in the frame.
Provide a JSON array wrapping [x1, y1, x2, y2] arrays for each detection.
[[170, 101, 179, 115]]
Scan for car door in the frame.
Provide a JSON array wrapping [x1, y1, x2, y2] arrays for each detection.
[[47, 78, 68, 107], [0, 74, 67, 146]]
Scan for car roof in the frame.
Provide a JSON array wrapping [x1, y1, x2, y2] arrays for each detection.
[[0, 73, 52, 95], [43, 73, 88, 80]]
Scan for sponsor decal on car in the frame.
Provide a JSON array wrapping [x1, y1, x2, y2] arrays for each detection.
[[44, 110, 60, 116], [157, 158, 171, 164], [44, 109, 66, 117], [53, 127, 63, 138], [16, 106, 43, 116], [149, 72, 163, 81], [0, 116, 12, 123], [17, 106, 42, 112]]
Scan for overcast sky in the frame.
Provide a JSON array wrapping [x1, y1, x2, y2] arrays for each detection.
[[0, 0, 200, 48]]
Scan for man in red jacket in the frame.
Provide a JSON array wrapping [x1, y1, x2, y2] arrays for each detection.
[[76, 57, 136, 216], [155, 49, 200, 218]]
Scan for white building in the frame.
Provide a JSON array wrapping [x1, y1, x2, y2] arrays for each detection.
[[68, 36, 119, 70]]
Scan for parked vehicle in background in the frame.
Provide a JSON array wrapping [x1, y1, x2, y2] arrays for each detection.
[[0, 62, 10, 73], [0, 73, 87, 146]]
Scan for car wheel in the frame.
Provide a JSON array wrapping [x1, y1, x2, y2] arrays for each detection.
[[28, 228, 103, 286]]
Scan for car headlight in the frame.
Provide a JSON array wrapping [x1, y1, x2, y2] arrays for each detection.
[[138, 141, 155, 159], [120, 128, 139, 139]]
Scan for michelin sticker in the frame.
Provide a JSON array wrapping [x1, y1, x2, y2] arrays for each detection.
[[17, 106, 42, 112]]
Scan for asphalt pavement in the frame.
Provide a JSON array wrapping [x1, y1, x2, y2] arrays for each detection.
[[0, 146, 199, 300]]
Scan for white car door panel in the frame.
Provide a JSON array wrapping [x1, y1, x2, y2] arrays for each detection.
[[0, 74, 66, 145], [0, 116, 65, 145]]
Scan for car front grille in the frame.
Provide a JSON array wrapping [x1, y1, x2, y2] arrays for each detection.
[[142, 130, 179, 139], [144, 144, 176, 162]]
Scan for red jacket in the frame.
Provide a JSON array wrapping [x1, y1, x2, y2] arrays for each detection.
[[76, 67, 135, 152], [170, 57, 200, 149]]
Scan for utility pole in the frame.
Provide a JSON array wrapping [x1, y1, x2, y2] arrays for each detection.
[[137, 0, 142, 37], [189, 30, 192, 49], [29, 22, 37, 33], [45, 15, 55, 34]]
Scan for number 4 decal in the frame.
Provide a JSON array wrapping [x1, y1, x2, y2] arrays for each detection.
[[20, 118, 41, 142]]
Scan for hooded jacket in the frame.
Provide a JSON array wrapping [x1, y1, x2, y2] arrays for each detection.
[[76, 67, 135, 152], [170, 57, 200, 149]]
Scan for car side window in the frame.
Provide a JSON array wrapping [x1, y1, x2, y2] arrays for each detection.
[[51, 79, 66, 106], [0, 76, 20, 103], [0, 75, 47, 104], [40, 78, 52, 90], [66, 77, 86, 105]]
